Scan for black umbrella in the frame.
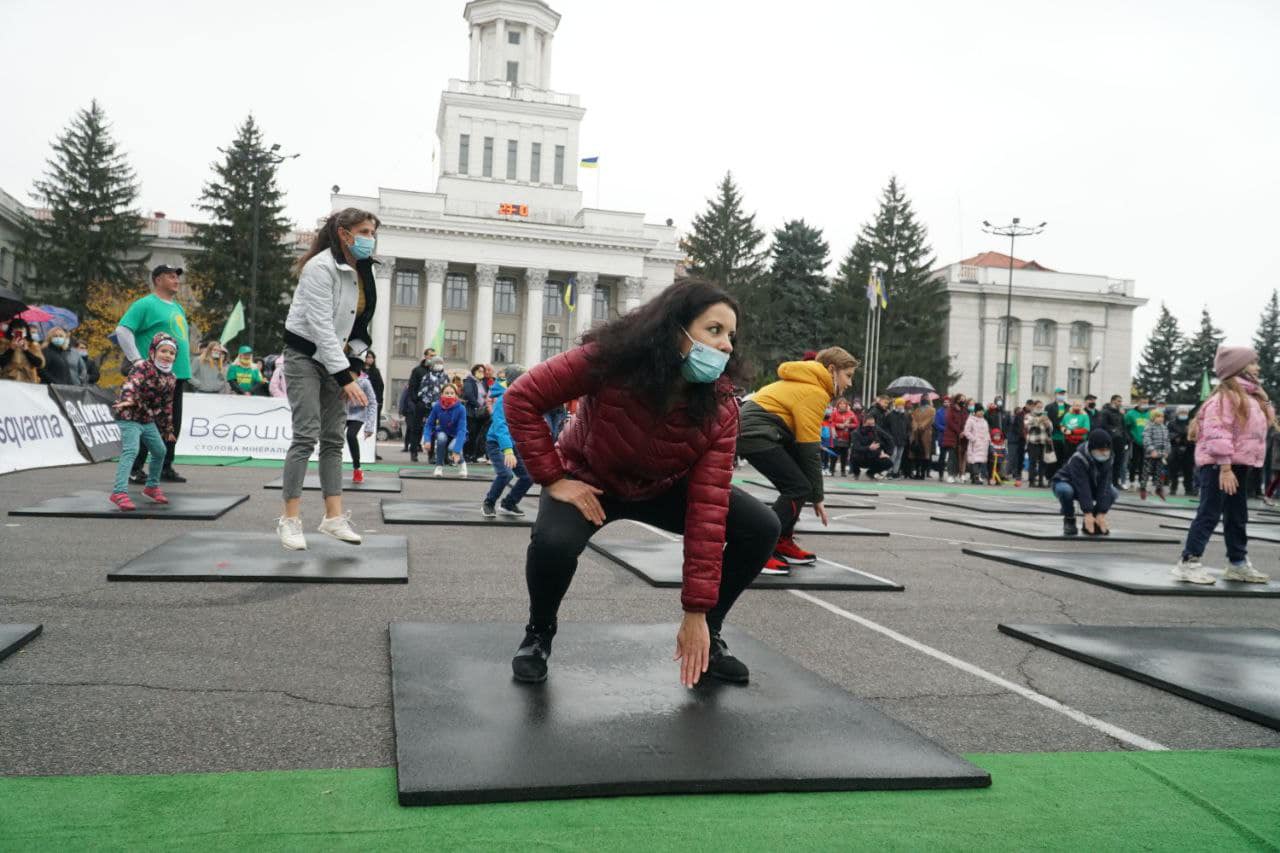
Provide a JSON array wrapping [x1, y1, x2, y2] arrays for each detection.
[[0, 286, 27, 320], [884, 375, 936, 395]]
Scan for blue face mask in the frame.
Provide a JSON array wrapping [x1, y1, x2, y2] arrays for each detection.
[[1090, 451, 1111, 463], [349, 234, 376, 260], [680, 329, 729, 383]]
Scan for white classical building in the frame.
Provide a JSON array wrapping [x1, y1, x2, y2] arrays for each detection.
[[333, 0, 682, 410], [934, 252, 1147, 403]]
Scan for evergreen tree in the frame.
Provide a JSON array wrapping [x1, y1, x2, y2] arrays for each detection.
[[1252, 289, 1280, 394], [750, 219, 831, 370], [189, 115, 295, 353], [1134, 303, 1183, 399], [1176, 307, 1225, 399], [828, 176, 955, 396], [20, 99, 147, 318]]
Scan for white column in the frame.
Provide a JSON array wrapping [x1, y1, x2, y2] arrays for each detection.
[[574, 271, 598, 342], [1053, 321, 1071, 398], [472, 264, 497, 365], [422, 260, 447, 354], [522, 268, 548, 365], [371, 257, 395, 412], [494, 18, 505, 81], [540, 32, 553, 89], [1018, 321, 1034, 403], [471, 24, 481, 79], [622, 276, 644, 314], [1088, 325, 1105, 398]]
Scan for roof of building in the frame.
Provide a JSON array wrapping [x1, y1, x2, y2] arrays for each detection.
[[954, 251, 1054, 272]]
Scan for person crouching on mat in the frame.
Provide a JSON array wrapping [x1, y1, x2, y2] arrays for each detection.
[[346, 365, 378, 484], [738, 347, 859, 572], [482, 364, 535, 518], [848, 411, 894, 481], [1172, 346, 1273, 585], [109, 333, 178, 511], [426, 384, 468, 478], [1051, 428, 1117, 537], [502, 279, 779, 688]]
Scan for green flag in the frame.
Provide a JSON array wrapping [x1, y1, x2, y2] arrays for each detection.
[[429, 320, 444, 354], [219, 300, 245, 345], [1007, 362, 1019, 394], [1199, 369, 1211, 401]]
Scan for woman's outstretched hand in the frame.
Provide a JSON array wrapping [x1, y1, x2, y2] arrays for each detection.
[[674, 611, 710, 687], [546, 478, 606, 525], [813, 501, 829, 526]]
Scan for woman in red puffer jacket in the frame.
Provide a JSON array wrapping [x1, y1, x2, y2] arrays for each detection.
[[503, 279, 779, 688]]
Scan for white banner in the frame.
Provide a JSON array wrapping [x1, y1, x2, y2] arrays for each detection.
[[176, 393, 375, 462], [0, 380, 88, 475]]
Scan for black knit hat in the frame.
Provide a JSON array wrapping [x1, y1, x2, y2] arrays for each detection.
[[1087, 428, 1112, 450]]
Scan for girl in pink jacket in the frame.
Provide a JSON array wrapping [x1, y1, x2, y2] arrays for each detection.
[[963, 411, 991, 484], [1173, 345, 1275, 584]]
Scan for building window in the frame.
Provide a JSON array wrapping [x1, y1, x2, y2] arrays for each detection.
[[494, 277, 518, 314], [506, 61, 519, 84], [394, 270, 420, 306], [1033, 319, 1056, 347], [508, 30, 521, 45], [493, 333, 516, 364], [995, 316, 1020, 346], [392, 325, 417, 358], [995, 363, 1015, 397], [443, 329, 468, 361], [445, 273, 469, 310], [593, 284, 611, 322], [543, 281, 563, 317], [389, 379, 407, 412], [458, 134, 469, 175], [530, 142, 541, 182], [541, 335, 563, 361], [554, 145, 565, 185], [1031, 365, 1049, 395], [1070, 321, 1091, 349], [506, 140, 518, 180], [1068, 368, 1084, 397], [0, 248, 8, 285], [482, 137, 494, 177]]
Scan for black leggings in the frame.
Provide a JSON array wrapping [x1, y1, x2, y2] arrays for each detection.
[[526, 483, 779, 631], [346, 420, 363, 469], [742, 445, 811, 538]]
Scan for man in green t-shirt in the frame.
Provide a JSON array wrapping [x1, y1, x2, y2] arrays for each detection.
[[226, 345, 265, 395], [114, 264, 192, 483], [1123, 397, 1152, 487]]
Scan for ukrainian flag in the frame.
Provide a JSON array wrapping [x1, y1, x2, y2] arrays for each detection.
[[564, 275, 577, 313], [580, 156, 599, 168]]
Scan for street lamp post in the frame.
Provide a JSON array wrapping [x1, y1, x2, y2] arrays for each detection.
[[981, 218, 1046, 418], [247, 144, 299, 350]]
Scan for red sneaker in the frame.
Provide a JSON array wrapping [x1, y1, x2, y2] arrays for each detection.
[[774, 535, 817, 565], [142, 486, 168, 504], [760, 556, 791, 576], [109, 492, 137, 511], [352, 469, 365, 484]]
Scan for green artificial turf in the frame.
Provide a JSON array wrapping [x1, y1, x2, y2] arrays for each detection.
[[1, 750, 1277, 851]]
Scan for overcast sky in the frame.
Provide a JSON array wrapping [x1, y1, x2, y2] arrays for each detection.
[[4, 0, 1277, 364]]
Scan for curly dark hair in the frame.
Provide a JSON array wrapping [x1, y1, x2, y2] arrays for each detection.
[[581, 278, 744, 425]]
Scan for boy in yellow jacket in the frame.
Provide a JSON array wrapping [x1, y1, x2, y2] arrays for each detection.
[[738, 347, 859, 572]]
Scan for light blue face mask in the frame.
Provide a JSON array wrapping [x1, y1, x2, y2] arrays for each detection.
[[680, 328, 729, 383], [349, 234, 376, 260], [1090, 451, 1111, 463]]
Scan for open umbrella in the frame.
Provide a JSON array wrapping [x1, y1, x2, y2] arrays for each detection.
[[0, 286, 27, 320], [34, 304, 80, 331], [885, 375, 936, 396], [17, 306, 54, 324]]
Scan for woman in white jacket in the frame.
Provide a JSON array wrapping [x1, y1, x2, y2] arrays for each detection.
[[276, 207, 380, 550]]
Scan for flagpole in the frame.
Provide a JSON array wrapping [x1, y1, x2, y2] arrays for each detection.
[[862, 303, 873, 403]]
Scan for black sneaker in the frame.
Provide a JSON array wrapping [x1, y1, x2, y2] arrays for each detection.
[[1062, 516, 1078, 537], [499, 503, 525, 517], [481, 501, 497, 518], [707, 631, 749, 684], [160, 468, 187, 483], [512, 623, 555, 683], [128, 470, 146, 485]]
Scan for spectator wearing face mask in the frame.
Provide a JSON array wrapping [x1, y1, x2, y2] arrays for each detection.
[[1139, 409, 1171, 500], [417, 356, 451, 463], [0, 318, 45, 383], [1060, 400, 1092, 450], [72, 338, 99, 386], [1097, 394, 1128, 488], [109, 333, 179, 511], [1045, 387, 1070, 478], [1051, 428, 1117, 537], [1167, 406, 1196, 496], [426, 383, 468, 478], [885, 398, 911, 478], [1024, 402, 1052, 487], [962, 406, 992, 484], [1125, 397, 1153, 485], [38, 326, 79, 385]]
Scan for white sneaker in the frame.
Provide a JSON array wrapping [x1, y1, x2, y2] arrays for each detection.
[[433, 466, 444, 478], [277, 516, 307, 551], [317, 511, 362, 544], [1170, 558, 1215, 585], [1223, 559, 1269, 583], [1119, 482, 1130, 491], [459, 462, 469, 478], [946, 475, 956, 484]]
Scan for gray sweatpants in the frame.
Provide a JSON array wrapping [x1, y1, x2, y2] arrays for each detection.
[[282, 346, 346, 500]]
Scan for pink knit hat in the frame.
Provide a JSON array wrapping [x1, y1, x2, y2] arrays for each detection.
[[1213, 345, 1256, 380]]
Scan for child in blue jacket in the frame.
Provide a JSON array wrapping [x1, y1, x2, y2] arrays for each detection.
[[425, 383, 468, 477], [483, 365, 535, 517]]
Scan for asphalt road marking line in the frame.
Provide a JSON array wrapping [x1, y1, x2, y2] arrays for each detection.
[[787, 589, 1169, 752]]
